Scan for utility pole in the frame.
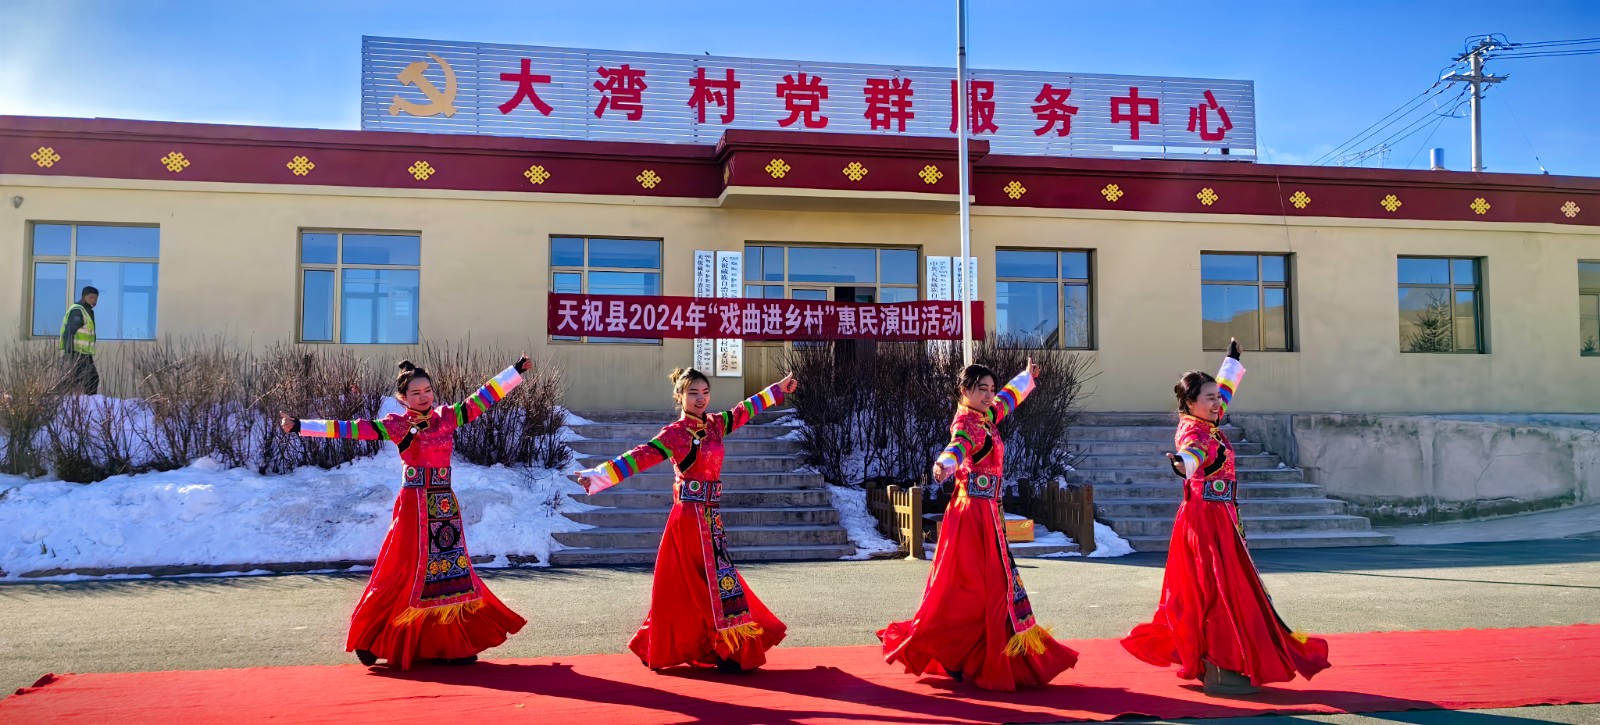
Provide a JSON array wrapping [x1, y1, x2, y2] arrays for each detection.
[[1443, 37, 1508, 173], [954, 0, 974, 365]]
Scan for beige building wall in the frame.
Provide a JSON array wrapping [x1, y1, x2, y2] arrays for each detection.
[[3, 176, 1597, 413]]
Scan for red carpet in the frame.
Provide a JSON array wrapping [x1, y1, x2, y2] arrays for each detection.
[[5, 625, 1598, 724]]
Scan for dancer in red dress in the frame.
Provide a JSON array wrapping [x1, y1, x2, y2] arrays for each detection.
[[1121, 339, 1330, 695], [879, 359, 1079, 692], [279, 357, 530, 670], [574, 368, 799, 672]]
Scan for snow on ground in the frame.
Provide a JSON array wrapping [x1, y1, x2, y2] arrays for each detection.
[[0, 449, 592, 580], [826, 485, 901, 560], [1084, 522, 1134, 558]]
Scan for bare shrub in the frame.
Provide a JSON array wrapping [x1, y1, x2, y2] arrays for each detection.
[[0, 344, 72, 477], [782, 336, 1094, 493], [127, 336, 254, 472], [45, 395, 145, 483], [252, 345, 383, 474], [421, 341, 571, 469]]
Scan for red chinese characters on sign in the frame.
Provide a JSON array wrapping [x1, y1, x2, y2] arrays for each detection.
[[1111, 86, 1159, 140], [547, 293, 985, 340], [1187, 89, 1233, 142], [864, 77, 915, 132], [776, 73, 829, 129], [1030, 84, 1079, 137], [593, 64, 648, 120], [948, 79, 998, 134], [499, 58, 554, 116], [688, 67, 740, 124]]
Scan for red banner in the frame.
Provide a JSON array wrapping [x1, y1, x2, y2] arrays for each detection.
[[548, 293, 985, 340]]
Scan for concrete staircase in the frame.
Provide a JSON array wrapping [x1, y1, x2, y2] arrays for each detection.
[[1068, 413, 1393, 551], [550, 410, 856, 566]]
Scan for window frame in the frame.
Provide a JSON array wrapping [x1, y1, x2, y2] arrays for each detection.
[[742, 244, 922, 347], [296, 229, 422, 345], [994, 247, 1096, 351], [548, 235, 664, 345], [1397, 255, 1486, 355], [26, 221, 162, 341], [1199, 252, 1294, 353], [1580, 260, 1600, 357]]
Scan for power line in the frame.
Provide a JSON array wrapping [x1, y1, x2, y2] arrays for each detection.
[[1492, 49, 1600, 59], [1344, 87, 1472, 164], [1313, 84, 1453, 165], [1495, 93, 1549, 174], [1503, 36, 1600, 48], [1404, 113, 1450, 169]]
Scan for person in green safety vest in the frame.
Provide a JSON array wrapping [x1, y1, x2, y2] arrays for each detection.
[[59, 285, 99, 395]]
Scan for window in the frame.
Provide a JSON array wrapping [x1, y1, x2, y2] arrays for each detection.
[[29, 223, 160, 340], [299, 231, 420, 344], [743, 245, 919, 303], [551, 236, 662, 343], [995, 249, 1093, 349], [1398, 257, 1484, 354], [1581, 261, 1600, 356], [1201, 253, 1291, 352]]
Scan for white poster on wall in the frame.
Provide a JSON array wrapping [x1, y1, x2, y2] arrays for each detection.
[[926, 256, 977, 300], [694, 250, 716, 373], [926, 257, 953, 301], [715, 251, 743, 377]]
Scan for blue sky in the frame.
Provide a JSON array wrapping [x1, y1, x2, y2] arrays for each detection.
[[2, 0, 1596, 176]]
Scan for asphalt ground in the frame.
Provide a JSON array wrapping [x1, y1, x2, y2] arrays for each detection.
[[3, 539, 1598, 722]]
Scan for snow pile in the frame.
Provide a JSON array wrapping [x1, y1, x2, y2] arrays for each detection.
[[1030, 518, 1132, 560], [1084, 522, 1134, 557], [0, 449, 592, 579], [826, 485, 900, 560]]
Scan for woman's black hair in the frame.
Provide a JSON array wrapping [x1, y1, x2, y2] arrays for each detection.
[[396, 360, 433, 397], [1174, 369, 1216, 412], [668, 367, 711, 409], [958, 364, 997, 393]]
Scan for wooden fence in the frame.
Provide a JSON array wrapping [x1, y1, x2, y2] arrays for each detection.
[[865, 484, 926, 559], [867, 480, 1096, 557], [1010, 482, 1097, 556]]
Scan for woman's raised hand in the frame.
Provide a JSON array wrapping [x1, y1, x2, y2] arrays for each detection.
[[777, 372, 799, 394]]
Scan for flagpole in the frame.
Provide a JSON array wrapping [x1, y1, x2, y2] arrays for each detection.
[[955, 0, 974, 366]]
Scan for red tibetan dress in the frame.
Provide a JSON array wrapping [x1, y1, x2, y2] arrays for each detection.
[[878, 368, 1079, 691], [578, 383, 788, 670], [1121, 355, 1331, 687], [297, 365, 527, 670]]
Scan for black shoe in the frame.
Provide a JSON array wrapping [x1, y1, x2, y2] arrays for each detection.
[[443, 655, 478, 666], [945, 667, 965, 683], [1202, 661, 1260, 696], [355, 649, 379, 666], [716, 658, 746, 674]]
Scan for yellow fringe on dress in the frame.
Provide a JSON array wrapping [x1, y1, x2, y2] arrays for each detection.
[[1004, 624, 1055, 657], [717, 622, 765, 652], [1290, 630, 1309, 644], [390, 599, 485, 627]]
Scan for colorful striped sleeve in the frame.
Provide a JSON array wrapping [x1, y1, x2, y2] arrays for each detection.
[[578, 433, 681, 495], [451, 365, 525, 427], [1215, 356, 1246, 416], [298, 419, 390, 442], [1175, 432, 1208, 480], [716, 383, 786, 436], [988, 368, 1037, 425], [936, 417, 983, 470]]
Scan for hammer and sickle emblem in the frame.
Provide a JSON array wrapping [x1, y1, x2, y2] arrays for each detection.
[[388, 52, 458, 118]]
